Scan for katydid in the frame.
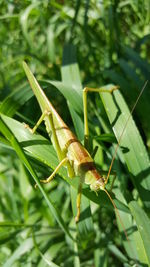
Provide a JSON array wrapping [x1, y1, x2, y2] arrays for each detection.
[[22, 61, 147, 232]]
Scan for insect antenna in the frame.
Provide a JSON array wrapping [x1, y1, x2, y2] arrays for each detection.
[[103, 188, 129, 242]]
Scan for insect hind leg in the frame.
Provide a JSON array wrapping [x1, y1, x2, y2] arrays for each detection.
[[83, 85, 119, 149]]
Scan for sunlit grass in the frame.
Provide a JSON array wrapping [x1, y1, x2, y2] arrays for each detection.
[[0, 1, 150, 266]]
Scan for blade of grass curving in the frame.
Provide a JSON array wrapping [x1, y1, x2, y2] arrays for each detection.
[[0, 229, 21, 245], [43, 80, 83, 115], [0, 115, 73, 240], [0, 14, 19, 20], [100, 88, 150, 208], [0, 83, 33, 116], [32, 232, 60, 267], [20, 3, 40, 47]]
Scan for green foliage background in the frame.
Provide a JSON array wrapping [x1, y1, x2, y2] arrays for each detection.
[[0, 1, 150, 266]]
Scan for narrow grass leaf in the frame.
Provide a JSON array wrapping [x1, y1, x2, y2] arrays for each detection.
[[20, 3, 40, 46], [0, 84, 33, 116], [119, 59, 143, 88], [44, 80, 83, 115], [3, 238, 33, 267], [61, 44, 84, 140], [100, 89, 150, 208], [123, 46, 150, 78], [62, 44, 93, 235], [47, 24, 56, 63], [108, 244, 128, 263], [0, 115, 73, 240], [129, 201, 150, 266]]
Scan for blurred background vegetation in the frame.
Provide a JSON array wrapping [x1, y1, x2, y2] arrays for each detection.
[[0, 1, 150, 266]]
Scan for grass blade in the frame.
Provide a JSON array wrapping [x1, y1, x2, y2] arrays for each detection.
[[0, 114, 74, 241], [100, 89, 150, 207], [129, 201, 150, 266]]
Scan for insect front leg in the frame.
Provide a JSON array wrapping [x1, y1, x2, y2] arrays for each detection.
[[24, 110, 50, 134], [25, 109, 64, 161], [25, 110, 74, 186], [35, 157, 69, 188]]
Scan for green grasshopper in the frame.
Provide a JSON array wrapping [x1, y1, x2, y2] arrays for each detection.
[[22, 62, 146, 233]]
